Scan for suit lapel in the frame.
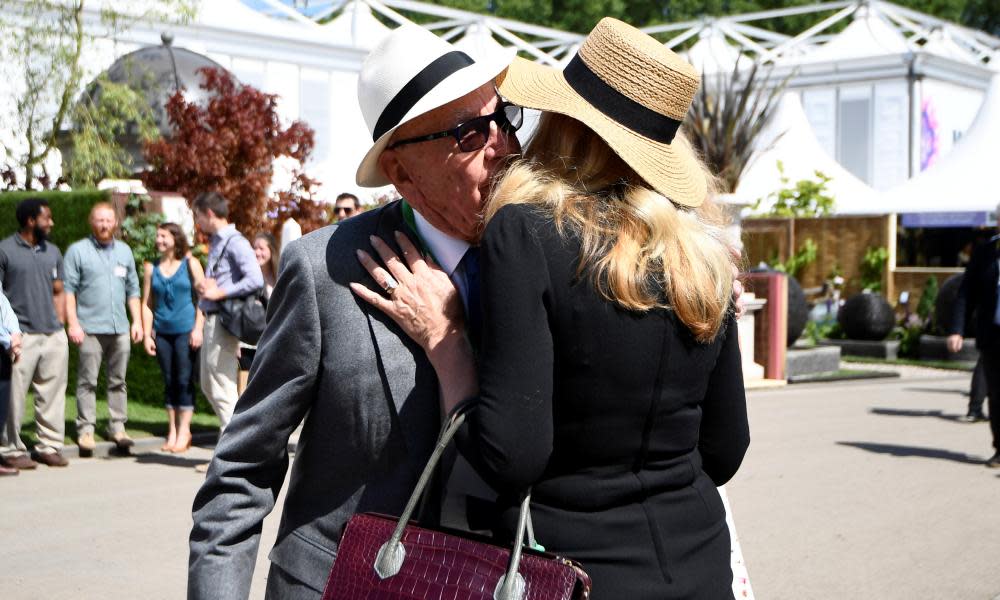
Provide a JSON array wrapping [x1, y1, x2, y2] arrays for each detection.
[[361, 202, 441, 458]]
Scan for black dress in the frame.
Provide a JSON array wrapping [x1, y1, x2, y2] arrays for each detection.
[[465, 204, 750, 600]]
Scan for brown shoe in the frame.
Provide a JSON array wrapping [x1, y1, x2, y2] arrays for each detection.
[[0, 465, 18, 476], [33, 452, 68, 467], [111, 431, 134, 449], [4, 455, 37, 470], [78, 432, 96, 451]]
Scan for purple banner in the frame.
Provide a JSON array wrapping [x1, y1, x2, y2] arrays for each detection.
[[901, 212, 992, 228]]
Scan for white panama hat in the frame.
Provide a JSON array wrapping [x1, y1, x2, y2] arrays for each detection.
[[356, 24, 512, 187]]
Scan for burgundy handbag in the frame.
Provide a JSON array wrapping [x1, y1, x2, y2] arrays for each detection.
[[321, 406, 592, 600]]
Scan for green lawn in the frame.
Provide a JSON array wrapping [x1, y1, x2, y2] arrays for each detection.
[[16, 345, 219, 446]]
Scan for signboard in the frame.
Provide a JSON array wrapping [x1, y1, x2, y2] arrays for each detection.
[[901, 211, 995, 228]]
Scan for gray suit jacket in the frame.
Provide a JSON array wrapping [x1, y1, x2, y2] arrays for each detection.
[[189, 201, 442, 599]]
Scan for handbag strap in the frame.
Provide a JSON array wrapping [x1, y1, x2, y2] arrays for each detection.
[[373, 402, 535, 600]]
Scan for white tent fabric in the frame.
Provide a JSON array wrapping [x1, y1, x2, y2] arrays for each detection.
[[881, 74, 1000, 213], [321, 1, 391, 50], [685, 27, 741, 74], [788, 5, 909, 64], [453, 21, 516, 64], [197, 0, 326, 43], [922, 27, 978, 64], [736, 92, 883, 215]]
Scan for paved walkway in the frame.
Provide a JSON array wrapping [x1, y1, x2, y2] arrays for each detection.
[[1, 373, 997, 599]]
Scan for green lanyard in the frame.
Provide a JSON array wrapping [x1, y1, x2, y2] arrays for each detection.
[[400, 200, 438, 264]]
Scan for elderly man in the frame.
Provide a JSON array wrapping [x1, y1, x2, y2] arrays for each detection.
[[188, 25, 518, 600], [64, 203, 143, 452]]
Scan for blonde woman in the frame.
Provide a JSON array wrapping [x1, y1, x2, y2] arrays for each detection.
[[353, 19, 749, 599]]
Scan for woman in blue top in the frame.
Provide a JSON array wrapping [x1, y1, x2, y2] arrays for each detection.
[[141, 223, 205, 453]]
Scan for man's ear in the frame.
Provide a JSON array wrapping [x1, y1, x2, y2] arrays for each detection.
[[379, 150, 423, 206]]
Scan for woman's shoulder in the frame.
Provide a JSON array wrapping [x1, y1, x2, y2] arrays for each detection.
[[484, 203, 560, 248]]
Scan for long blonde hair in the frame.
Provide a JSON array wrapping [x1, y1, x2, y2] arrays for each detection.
[[485, 113, 736, 342]]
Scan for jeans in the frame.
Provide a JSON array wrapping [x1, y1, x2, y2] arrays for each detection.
[[155, 332, 195, 410]]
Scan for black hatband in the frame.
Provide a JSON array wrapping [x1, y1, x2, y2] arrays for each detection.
[[373, 51, 475, 141], [563, 54, 682, 144]]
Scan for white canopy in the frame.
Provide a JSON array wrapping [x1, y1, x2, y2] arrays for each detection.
[[736, 92, 883, 215], [321, 1, 391, 50], [881, 74, 1000, 214], [786, 4, 909, 64], [453, 21, 516, 64], [685, 27, 740, 74]]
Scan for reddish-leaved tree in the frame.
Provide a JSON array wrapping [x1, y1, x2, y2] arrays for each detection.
[[142, 67, 328, 236]]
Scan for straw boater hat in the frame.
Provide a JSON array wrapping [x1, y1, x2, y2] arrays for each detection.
[[356, 24, 511, 187], [496, 17, 707, 208]]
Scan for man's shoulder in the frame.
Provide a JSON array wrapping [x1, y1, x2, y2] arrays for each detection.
[[65, 238, 89, 256], [291, 203, 403, 258]]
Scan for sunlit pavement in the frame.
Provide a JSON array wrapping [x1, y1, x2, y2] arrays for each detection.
[[1, 373, 998, 599], [728, 373, 1000, 600]]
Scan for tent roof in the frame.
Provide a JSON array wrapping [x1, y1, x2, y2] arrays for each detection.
[[787, 4, 909, 64], [685, 27, 741, 74], [453, 21, 516, 64], [321, 1, 390, 50], [736, 92, 883, 215], [881, 74, 1000, 213]]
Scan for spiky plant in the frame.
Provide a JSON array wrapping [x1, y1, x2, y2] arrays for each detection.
[[685, 59, 788, 194]]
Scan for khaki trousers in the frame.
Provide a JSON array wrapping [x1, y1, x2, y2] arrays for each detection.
[[76, 333, 130, 436], [1, 330, 68, 457], [200, 314, 239, 432]]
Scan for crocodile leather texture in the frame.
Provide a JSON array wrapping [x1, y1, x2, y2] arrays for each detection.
[[322, 513, 592, 600]]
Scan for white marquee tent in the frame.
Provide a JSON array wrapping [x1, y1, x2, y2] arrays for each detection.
[[736, 92, 883, 215], [880, 74, 1000, 221]]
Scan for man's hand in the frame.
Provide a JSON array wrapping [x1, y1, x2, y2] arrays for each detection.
[[68, 323, 85, 345], [130, 321, 143, 344], [946, 334, 963, 354], [144, 335, 157, 357], [200, 278, 226, 301], [9, 332, 22, 363]]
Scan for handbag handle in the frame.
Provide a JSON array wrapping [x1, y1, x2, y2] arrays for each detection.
[[373, 402, 534, 600]]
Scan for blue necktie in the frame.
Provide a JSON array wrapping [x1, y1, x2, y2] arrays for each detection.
[[461, 247, 482, 347]]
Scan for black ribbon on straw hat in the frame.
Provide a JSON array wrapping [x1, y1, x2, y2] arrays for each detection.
[[563, 54, 682, 145], [373, 51, 475, 141]]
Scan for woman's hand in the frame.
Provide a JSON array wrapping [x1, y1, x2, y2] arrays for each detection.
[[350, 231, 478, 414], [189, 327, 203, 350], [144, 335, 156, 357], [349, 231, 466, 355]]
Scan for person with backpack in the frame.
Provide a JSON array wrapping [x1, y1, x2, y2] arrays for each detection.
[[191, 192, 263, 439]]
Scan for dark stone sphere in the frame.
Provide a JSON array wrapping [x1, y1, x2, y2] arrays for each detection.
[[786, 275, 808, 347], [934, 274, 972, 337], [838, 292, 896, 341]]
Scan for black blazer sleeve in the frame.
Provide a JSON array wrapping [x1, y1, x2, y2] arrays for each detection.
[[698, 315, 750, 486], [951, 242, 990, 337], [465, 206, 555, 491]]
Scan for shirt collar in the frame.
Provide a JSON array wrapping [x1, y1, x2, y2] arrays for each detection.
[[412, 210, 469, 277], [212, 223, 238, 244], [90, 235, 115, 249]]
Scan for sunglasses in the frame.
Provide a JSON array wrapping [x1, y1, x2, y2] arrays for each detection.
[[387, 101, 523, 153]]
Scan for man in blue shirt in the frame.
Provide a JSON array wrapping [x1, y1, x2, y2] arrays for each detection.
[[64, 203, 142, 452], [192, 192, 263, 436]]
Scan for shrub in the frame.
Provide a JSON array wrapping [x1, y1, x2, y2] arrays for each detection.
[[859, 246, 888, 293], [0, 189, 109, 251]]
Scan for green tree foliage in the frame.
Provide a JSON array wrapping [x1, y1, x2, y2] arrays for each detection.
[[771, 238, 817, 279], [119, 193, 165, 272], [753, 161, 835, 218], [64, 75, 160, 188], [859, 246, 889, 293], [0, 0, 195, 190]]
